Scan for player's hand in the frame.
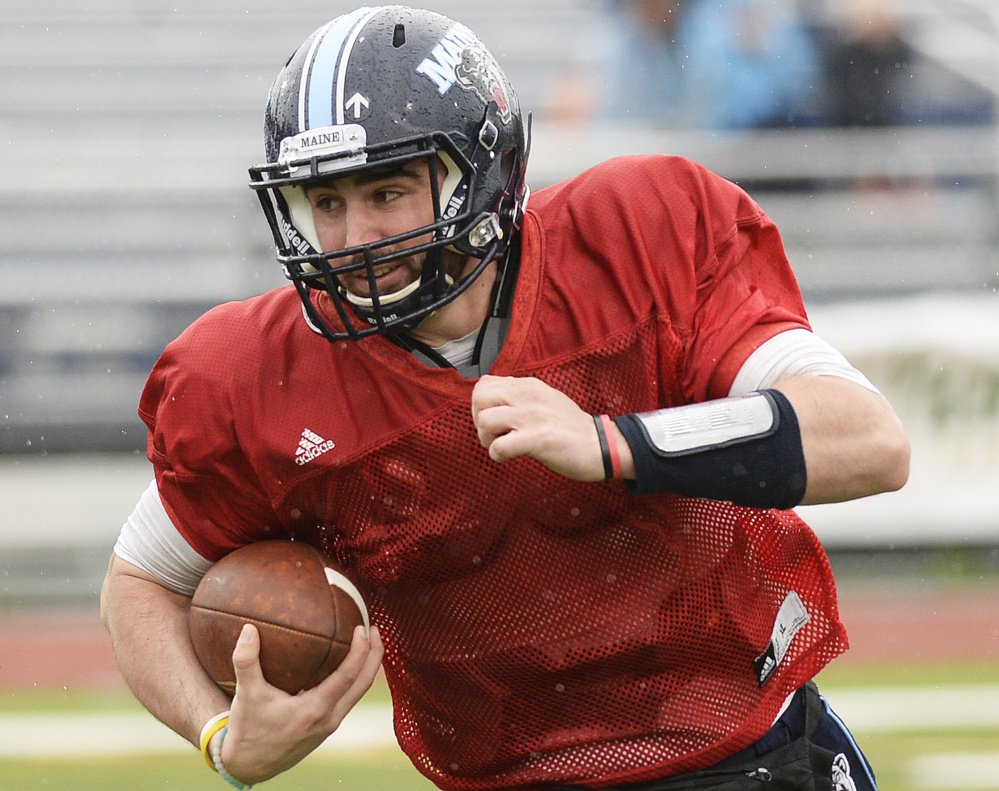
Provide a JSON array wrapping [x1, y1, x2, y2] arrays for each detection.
[[471, 374, 630, 481], [220, 622, 383, 783]]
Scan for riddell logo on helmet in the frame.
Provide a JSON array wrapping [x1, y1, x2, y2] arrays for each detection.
[[282, 218, 312, 256], [416, 24, 478, 94], [442, 193, 465, 221]]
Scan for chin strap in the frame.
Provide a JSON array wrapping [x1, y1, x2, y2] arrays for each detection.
[[389, 235, 521, 377]]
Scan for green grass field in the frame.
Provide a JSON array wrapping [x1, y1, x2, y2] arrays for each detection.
[[0, 754, 434, 791], [3, 659, 999, 790], [817, 660, 999, 791]]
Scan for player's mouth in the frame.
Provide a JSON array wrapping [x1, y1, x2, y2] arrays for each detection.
[[346, 262, 410, 297]]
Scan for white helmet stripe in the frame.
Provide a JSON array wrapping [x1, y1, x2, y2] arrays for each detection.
[[300, 6, 385, 130], [298, 18, 338, 131]]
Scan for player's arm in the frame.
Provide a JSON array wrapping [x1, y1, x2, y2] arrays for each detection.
[[725, 326, 909, 504], [100, 481, 233, 748], [606, 331, 909, 506], [768, 374, 908, 505], [471, 330, 909, 508], [100, 553, 229, 746], [101, 483, 384, 784]]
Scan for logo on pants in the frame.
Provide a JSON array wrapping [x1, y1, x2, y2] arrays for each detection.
[[832, 753, 857, 791]]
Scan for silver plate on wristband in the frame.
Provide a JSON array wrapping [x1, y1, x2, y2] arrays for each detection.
[[634, 391, 778, 455]]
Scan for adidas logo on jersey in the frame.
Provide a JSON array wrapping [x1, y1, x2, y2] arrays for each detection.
[[295, 428, 335, 466]]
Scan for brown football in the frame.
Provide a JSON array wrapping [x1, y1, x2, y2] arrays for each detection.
[[189, 540, 368, 695]]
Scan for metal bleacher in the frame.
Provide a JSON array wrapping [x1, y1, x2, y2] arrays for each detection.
[[0, 0, 598, 452], [1, 0, 997, 453]]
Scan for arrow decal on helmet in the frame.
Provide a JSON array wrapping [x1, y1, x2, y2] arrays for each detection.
[[300, 6, 384, 130]]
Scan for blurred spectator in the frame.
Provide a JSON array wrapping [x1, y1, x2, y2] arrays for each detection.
[[821, 1, 914, 127], [679, 0, 823, 128], [596, 0, 694, 126], [819, 0, 995, 127], [574, 0, 822, 129]]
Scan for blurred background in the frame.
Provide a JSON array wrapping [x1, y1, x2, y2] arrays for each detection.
[[1, 1, 998, 789]]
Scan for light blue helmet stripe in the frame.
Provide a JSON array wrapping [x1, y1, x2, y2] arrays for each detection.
[[301, 6, 384, 130]]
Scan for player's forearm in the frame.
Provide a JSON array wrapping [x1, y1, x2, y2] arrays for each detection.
[[100, 554, 230, 747], [608, 378, 907, 509], [772, 375, 910, 504]]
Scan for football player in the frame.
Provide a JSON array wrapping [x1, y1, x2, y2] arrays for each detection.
[[101, 6, 908, 790]]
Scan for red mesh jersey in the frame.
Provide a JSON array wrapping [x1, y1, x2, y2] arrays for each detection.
[[141, 156, 847, 789]]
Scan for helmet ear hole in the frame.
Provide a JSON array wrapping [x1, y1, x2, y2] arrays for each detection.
[[500, 149, 515, 190]]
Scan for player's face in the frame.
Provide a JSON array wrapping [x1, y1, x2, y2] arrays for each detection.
[[305, 162, 439, 300]]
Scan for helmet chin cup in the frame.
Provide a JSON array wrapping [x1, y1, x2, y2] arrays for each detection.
[[342, 277, 422, 310], [342, 272, 455, 311]]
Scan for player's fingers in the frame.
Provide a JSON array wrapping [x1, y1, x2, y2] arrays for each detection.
[[341, 624, 383, 687], [471, 375, 543, 419], [486, 427, 534, 464], [231, 623, 269, 694], [312, 626, 383, 728], [312, 625, 376, 696], [473, 404, 519, 449], [356, 625, 384, 687], [470, 375, 508, 423], [476, 398, 564, 462], [341, 625, 384, 707]]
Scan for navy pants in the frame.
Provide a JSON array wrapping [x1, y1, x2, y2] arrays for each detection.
[[715, 683, 878, 790], [546, 683, 877, 790]]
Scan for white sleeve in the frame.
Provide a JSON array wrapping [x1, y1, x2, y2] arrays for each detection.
[[729, 328, 880, 396], [113, 479, 213, 597]]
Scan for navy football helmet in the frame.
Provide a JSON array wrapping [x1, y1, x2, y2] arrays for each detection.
[[249, 6, 530, 341]]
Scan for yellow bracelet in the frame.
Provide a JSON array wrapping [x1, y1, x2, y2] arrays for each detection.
[[199, 711, 231, 771]]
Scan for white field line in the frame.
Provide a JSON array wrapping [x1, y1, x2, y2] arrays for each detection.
[[825, 685, 999, 732], [3, 685, 999, 759], [0, 705, 395, 758], [909, 752, 999, 790]]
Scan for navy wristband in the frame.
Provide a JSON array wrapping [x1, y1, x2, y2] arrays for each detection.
[[612, 390, 807, 509]]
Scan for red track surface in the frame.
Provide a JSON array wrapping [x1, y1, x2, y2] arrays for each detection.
[[2, 586, 998, 691]]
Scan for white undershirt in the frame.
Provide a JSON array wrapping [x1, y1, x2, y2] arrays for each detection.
[[114, 479, 211, 595], [432, 326, 480, 370], [114, 328, 877, 592], [728, 328, 877, 396]]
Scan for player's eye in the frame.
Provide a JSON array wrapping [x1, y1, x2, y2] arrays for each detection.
[[311, 193, 342, 213], [372, 187, 404, 204]]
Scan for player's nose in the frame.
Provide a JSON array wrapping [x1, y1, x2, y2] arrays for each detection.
[[343, 205, 384, 250]]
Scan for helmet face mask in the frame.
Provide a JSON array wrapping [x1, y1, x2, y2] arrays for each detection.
[[249, 6, 529, 341]]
